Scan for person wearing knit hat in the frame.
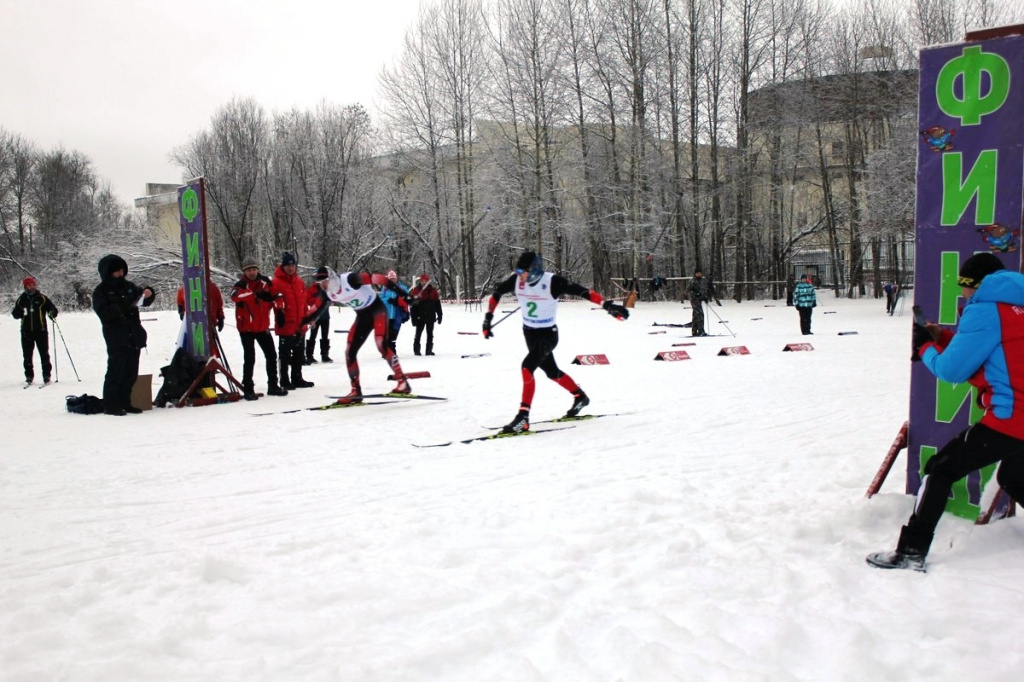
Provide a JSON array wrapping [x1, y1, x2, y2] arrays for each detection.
[[481, 250, 629, 434], [409, 273, 442, 356], [868, 252, 1024, 572], [272, 252, 314, 389], [230, 258, 287, 400], [304, 266, 334, 365], [378, 269, 411, 354], [792, 272, 817, 335], [11, 275, 58, 385]]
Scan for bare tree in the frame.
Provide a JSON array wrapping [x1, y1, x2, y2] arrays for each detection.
[[172, 97, 269, 268]]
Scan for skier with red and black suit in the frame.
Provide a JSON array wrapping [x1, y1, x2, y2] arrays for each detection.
[[272, 252, 314, 390], [317, 268, 413, 404], [230, 257, 287, 400], [482, 250, 629, 434]]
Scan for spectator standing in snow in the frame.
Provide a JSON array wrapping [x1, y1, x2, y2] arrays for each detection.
[[688, 269, 708, 337], [868, 253, 1024, 572], [482, 250, 629, 434], [11, 276, 58, 386], [92, 254, 155, 416], [409, 273, 443, 356], [320, 268, 413, 404], [785, 273, 796, 306], [884, 282, 899, 315], [230, 257, 287, 401], [793, 273, 817, 335], [378, 269, 411, 353], [272, 252, 314, 390], [304, 266, 332, 364]]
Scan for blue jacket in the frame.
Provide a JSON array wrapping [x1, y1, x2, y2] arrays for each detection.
[[380, 282, 410, 326], [793, 281, 816, 308], [921, 270, 1024, 439]]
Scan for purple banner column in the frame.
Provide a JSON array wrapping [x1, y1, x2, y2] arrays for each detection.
[[910, 34, 1024, 518], [177, 178, 212, 360]]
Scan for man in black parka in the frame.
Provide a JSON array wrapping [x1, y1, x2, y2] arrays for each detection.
[[92, 254, 156, 415]]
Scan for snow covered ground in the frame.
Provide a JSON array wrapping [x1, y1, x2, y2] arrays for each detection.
[[2, 294, 1021, 681]]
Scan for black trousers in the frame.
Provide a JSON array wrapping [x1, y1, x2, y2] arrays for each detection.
[[305, 317, 330, 358], [690, 298, 705, 336], [103, 346, 141, 409], [21, 329, 52, 381], [413, 320, 435, 354], [797, 306, 813, 334], [240, 331, 278, 390], [904, 423, 1024, 551], [278, 334, 305, 386]]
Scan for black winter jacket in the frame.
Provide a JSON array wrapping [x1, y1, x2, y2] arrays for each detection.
[[12, 291, 58, 333], [92, 254, 156, 350]]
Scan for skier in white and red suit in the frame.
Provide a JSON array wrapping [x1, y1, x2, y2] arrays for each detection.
[[316, 269, 412, 404], [482, 250, 629, 434]]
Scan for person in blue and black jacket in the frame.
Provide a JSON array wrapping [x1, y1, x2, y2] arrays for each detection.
[[868, 252, 1024, 572]]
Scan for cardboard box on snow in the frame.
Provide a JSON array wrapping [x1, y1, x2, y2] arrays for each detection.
[[131, 374, 153, 411]]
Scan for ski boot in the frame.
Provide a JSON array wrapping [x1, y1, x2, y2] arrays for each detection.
[[502, 409, 530, 434], [335, 385, 363, 405], [390, 377, 411, 395], [321, 340, 333, 363], [243, 382, 259, 401], [566, 390, 590, 418]]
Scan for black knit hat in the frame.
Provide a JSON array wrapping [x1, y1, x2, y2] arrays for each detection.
[[314, 266, 329, 281], [281, 252, 297, 267], [958, 252, 1005, 289]]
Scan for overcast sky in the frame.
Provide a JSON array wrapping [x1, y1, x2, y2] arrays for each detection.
[[1, 0, 424, 204]]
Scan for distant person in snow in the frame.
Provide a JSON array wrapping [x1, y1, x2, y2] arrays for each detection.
[[868, 253, 1024, 572], [482, 250, 629, 434], [409, 273, 442, 356], [11, 276, 58, 386], [793, 273, 816, 335]]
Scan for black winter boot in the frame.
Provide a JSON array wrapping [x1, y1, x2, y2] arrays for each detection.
[[321, 339, 332, 363], [866, 525, 931, 573]]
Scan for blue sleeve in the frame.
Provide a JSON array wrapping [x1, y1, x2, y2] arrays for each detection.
[[921, 302, 1002, 383]]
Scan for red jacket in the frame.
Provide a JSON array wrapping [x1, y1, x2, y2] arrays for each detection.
[[177, 283, 224, 326], [272, 265, 307, 336], [231, 273, 275, 333]]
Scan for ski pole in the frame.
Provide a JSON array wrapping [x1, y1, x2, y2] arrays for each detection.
[[705, 300, 736, 337], [52, 318, 81, 381], [51, 318, 59, 383], [490, 307, 520, 330]]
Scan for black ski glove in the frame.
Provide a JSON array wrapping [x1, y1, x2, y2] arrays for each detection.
[[217, 317, 225, 332], [603, 300, 629, 320], [482, 312, 494, 339], [911, 323, 932, 362], [256, 290, 275, 302]]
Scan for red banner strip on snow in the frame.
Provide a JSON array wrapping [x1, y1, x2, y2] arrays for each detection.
[[654, 351, 690, 361], [572, 354, 610, 365]]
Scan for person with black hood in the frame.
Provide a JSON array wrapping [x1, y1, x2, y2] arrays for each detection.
[[868, 253, 1024, 572], [11, 276, 58, 386], [92, 254, 156, 415], [482, 251, 629, 433]]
